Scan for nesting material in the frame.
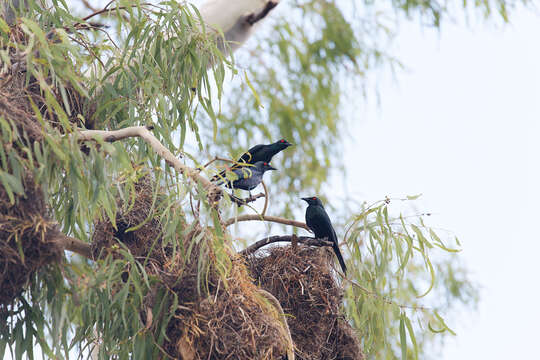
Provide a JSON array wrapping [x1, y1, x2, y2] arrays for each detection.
[[91, 176, 163, 260], [249, 245, 364, 360], [0, 24, 95, 134], [0, 173, 62, 308], [92, 177, 290, 359], [174, 259, 290, 360], [0, 23, 97, 309]]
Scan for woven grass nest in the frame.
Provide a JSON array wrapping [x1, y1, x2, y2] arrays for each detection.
[[249, 245, 364, 360], [91, 177, 292, 359], [0, 22, 96, 309], [0, 173, 62, 309]]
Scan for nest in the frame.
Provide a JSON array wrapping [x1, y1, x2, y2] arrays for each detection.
[[91, 176, 163, 260], [249, 246, 364, 360], [0, 23, 95, 137], [0, 172, 62, 309], [92, 177, 290, 359], [172, 258, 291, 360], [0, 22, 97, 308]]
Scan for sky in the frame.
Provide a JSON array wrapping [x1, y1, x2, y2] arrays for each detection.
[[340, 8, 540, 359]]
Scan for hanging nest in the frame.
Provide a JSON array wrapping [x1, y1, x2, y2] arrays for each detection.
[[0, 21, 98, 308], [0, 172, 62, 309], [170, 257, 292, 360], [92, 177, 292, 359], [248, 245, 364, 360], [0, 23, 96, 137], [91, 175, 164, 260]]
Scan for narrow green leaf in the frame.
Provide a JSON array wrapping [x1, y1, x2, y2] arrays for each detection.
[[417, 256, 435, 298], [404, 316, 418, 360], [406, 194, 422, 200], [244, 70, 263, 109], [399, 314, 407, 360]]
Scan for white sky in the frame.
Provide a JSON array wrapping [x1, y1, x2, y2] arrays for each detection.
[[342, 8, 540, 359]]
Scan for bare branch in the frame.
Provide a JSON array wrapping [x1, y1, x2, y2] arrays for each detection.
[[50, 232, 93, 259], [199, 156, 234, 171], [82, 2, 153, 22], [239, 235, 332, 256], [244, 1, 279, 25], [80, 0, 98, 12], [228, 192, 266, 206], [77, 126, 221, 200], [224, 214, 309, 230], [261, 181, 269, 216]]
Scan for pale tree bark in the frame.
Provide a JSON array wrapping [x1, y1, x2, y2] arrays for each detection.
[[200, 0, 280, 54]]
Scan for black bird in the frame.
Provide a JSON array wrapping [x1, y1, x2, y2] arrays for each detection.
[[218, 161, 277, 191], [212, 139, 292, 181], [302, 196, 347, 274]]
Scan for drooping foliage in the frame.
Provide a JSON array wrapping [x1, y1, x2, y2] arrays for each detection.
[[0, 0, 516, 358]]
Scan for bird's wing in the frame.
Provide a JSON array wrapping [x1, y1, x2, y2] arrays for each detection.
[[211, 146, 260, 182], [232, 167, 254, 180], [306, 206, 332, 239], [238, 144, 264, 163], [319, 208, 347, 274]]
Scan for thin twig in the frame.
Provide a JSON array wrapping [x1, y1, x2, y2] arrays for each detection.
[[199, 156, 234, 171], [345, 278, 431, 311], [224, 214, 309, 230], [239, 235, 332, 256], [261, 180, 269, 216], [82, 2, 152, 22], [80, 0, 98, 12], [228, 192, 265, 206]]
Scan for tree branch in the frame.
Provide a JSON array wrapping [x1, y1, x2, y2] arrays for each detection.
[[239, 235, 332, 256], [50, 231, 93, 259], [77, 126, 221, 201], [224, 214, 309, 230], [261, 180, 269, 216], [80, 0, 98, 12], [245, 1, 279, 26], [228, 192, 265, 206]]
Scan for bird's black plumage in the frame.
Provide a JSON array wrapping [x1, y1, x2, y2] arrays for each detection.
[[218, 161, 276, 191], [302, 196, 347, 274], [212, 139, 291, 181]]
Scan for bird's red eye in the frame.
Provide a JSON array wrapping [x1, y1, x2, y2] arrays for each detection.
[[312, 197, 316, 200], [264, 162, 268, 165], [280, 139, 285, 143]]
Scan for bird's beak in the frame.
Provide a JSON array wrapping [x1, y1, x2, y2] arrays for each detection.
[[301, 197, 309, 202], [269, 165, 277, 171], [286, 141, 293, 146]]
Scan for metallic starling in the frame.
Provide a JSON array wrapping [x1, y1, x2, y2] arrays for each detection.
[[302, 196, 347, 274], [218, 161, 276, 191], [212, 139, 291, 181]]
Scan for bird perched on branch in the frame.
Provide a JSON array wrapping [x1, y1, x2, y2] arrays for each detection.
[[212, 139, 292, 181], [301, 196, 347, 275], [217, 161, 276, 192]]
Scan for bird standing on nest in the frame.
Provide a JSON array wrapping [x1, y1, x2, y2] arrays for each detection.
[[301, 196, 347, 275], [212, 139, 292, 182]]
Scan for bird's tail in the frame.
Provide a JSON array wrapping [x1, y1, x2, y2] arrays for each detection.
[[332, 244, 347, 275]]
